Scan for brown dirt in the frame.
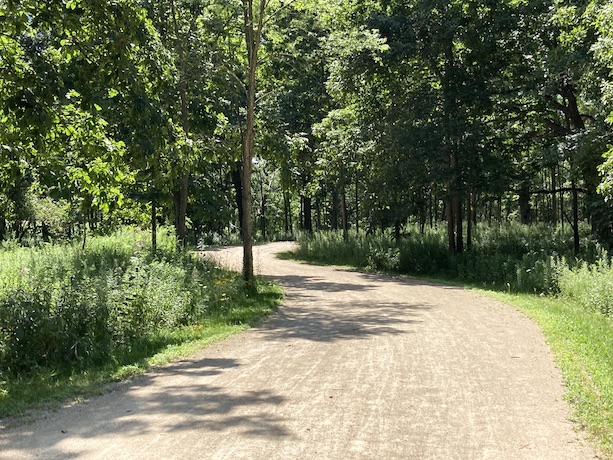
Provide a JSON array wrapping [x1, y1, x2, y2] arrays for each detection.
[[0, 242, 598, 459]]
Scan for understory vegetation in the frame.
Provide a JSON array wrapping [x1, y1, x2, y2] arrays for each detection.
[[296, 223, 608, 298], [0, 228, 281, 416]]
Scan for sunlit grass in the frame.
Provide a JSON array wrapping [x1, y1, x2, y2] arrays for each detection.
[[0, 228, 282, 418]]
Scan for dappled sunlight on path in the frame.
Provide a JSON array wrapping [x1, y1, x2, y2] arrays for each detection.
[[0, 242, 597, 459]]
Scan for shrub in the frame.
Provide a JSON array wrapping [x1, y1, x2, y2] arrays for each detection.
[[558, 259, 613, 318], [0, 227, 248, 377], [296, 222, 609, 295]]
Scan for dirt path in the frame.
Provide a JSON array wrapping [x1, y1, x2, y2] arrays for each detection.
[[0, 242, 596, 459]]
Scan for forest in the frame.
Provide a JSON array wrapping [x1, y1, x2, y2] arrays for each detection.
[[1, 0, 613, 439], [1, 0, 612, 260]]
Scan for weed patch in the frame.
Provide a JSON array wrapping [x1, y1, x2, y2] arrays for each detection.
[[0, 228, 281, 417]]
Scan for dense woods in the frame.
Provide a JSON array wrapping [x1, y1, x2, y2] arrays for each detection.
[[2, 2, 613, 446], [2, 0, 613, 272]]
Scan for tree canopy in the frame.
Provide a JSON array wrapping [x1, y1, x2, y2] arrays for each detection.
[[3, 0, 613, 274]]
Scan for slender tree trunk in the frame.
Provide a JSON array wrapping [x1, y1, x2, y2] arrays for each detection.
[[82, 217, 87, 251], [467, 194, 472, 250], [241, 1, 259, 285], [151, 200, 157, 255], [170, 0, 191, 248], [429, 194, 434, 229], [283, 191, 290, 234], [519, 183, 531, 225], [455, 196, 463, 254], [446, 193, 456, 253], [231, 162, 244, 236], [551, 167, 558, 224], [260, 182, 266, 239], [331, 190, 339, 230], [572, 182, 580, 254], [560, 171, 565, 229], [176, 173, 189, 247], [341, 189, 348, 241], [355, 174, 359, 234], [303, 196, 313, 233]]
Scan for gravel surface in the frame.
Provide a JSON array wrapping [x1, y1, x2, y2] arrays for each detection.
[[0, 242, 597, 459]]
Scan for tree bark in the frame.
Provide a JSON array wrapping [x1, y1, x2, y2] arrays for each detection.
[[519, 184, 532, 224], [455, 196, 463, 254], [231, 162, 244, 236], [241, 0, 266, 287], [303, 196, 313, 233], [551, 167, 558, 225], [355, 174, 359, 234], [331, 189, 339, 230], [170, 0, 191, 249], [341, 189, 348, 241], [151, 200, 157, 255], [466, 194, 472, 250], [572, 182, 580, 254], [446, 193, 456, 253], [260, 182, 267, 239], [283, 191, 291, 234]]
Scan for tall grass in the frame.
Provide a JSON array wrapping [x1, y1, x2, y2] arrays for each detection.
[[295, 222, 607, 293], [0, 227, 281, 415]]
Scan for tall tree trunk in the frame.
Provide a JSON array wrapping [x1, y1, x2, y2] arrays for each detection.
[[231, 162, 244, 237], [341, 189, 348, 241], [151, 200, 157, 255], [175, 174, 189, 247], [170, 0, 191, 249], [260, 182, 266, 239], [240, 0, 265, 287], [429, 193, 434, 229], [519, 184, 532, 224], [446, 193, 456, 253], [355, 174, 359, 234], [283, 191, 290, 234], [303, 196, 313, 233], [572, 182, 580, 254], [455, 196, 463, 254], [331, 189, 339, 230], [466, 194, 472, 250], [551, 167, 558, 225]]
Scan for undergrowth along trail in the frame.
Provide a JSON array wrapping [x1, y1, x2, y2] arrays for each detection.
[[0, 227, 281, 417]]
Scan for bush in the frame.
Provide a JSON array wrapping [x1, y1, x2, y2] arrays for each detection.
[[558, 259, 613, 318], [296, 222, 609, 295], [0, 227, 249, 376]]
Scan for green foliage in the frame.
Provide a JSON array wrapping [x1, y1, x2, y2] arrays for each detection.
[[0, 228, 278, 381], [558, 259, 613, 318], [295, 222, 608, 293]]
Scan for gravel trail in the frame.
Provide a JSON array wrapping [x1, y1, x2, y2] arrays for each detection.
[[0, 242, 597, 459]]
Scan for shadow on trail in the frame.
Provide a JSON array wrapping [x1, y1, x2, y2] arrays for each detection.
[[258, 301, 425, 343], [256, 271, 432, 343], [2, 357, 291, 459], [271, 274, 377, 294]]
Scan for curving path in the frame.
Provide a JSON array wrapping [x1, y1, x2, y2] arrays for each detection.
[[0, 242, 597, 459]]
